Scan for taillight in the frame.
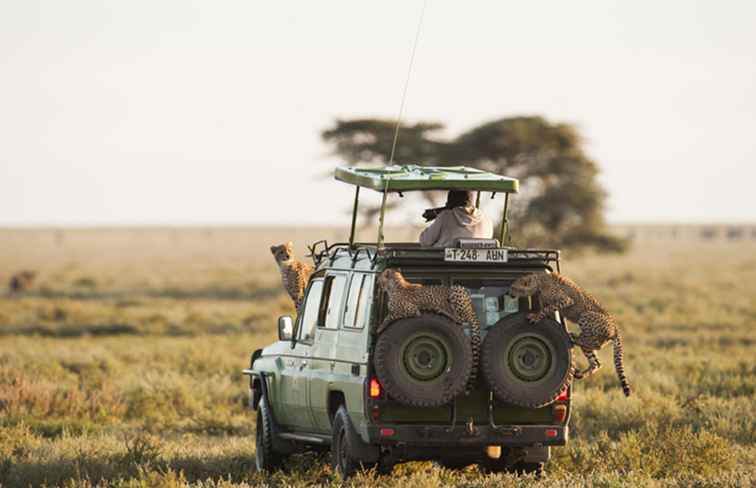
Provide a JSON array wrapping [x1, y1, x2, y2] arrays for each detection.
[[555, 387, 570, 402], [369, 378, 382, 398], [545, 429, 558, 438]]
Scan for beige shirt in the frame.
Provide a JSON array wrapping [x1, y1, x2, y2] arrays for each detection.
[[418, 207, 494, 247]]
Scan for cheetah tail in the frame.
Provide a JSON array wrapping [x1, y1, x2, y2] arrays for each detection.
[[612, 333, 631, 397]]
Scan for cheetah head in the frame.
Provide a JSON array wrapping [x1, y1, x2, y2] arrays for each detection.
[[378, 268, 402, 291], [270, 242, 294, 263], [509, 273, 540, 297]]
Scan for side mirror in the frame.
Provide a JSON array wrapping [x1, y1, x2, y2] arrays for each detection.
[[278, 316, 294, 342]]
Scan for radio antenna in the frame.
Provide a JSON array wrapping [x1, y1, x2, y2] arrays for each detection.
[[388, 0, 429, 166]]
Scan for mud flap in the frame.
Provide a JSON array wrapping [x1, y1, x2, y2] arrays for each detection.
[[518, 446, 550, 463], [348, 418, 379, 464]]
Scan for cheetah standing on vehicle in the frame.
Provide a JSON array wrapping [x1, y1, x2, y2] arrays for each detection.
[[509, 272, 631, 397], [377, 268, 482, 390], [270, 242, 313, 309]]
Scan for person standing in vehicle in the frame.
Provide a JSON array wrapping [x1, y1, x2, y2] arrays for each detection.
[[419, 190, 493, 247]]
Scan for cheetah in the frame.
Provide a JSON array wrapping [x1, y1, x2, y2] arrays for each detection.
[[509, 272, 631, 397], [377, 268, 482, 391], [270, 242, 313, 309], [9, 271, 37, 294]]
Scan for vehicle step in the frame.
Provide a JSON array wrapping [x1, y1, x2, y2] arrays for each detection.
[[278, 432, 330, 445]]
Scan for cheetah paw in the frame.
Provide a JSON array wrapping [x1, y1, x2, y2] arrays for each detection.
[[527, 313, 542, 324]]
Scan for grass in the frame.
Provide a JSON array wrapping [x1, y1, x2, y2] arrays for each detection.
[[0, 228, 754, 487]]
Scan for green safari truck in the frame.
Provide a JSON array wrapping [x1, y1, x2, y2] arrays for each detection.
[[243, 165, 574, 478]]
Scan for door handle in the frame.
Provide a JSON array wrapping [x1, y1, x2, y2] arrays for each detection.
[[330, 361, 336, 371]]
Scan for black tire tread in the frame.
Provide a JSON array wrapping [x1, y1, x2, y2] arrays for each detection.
[[255, 399, 282, 472], [481, 314, 574, 408], [331, 405, 361, 479], [374, 314, 473, 407]]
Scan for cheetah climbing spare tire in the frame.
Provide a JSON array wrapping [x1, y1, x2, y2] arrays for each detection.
[[374, 314, 472, 407], [481, 313, 573, 408]]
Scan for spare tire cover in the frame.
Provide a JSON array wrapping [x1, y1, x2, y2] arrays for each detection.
[[374, 314, 472, 407], [481, 313, 573, 408]]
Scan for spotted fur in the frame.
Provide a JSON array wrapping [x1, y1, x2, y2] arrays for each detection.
[[510, 272, 631, 397], [270, 242, 313, 309], [377, 268, 482, 392]]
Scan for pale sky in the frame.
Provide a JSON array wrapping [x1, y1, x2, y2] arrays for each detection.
[[1, 1, 754, 226]]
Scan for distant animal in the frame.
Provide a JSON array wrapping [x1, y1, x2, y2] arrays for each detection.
[[509, 272, 631, 397], [9, 270, 37, 293], [377, 268, 481, 389], [270, 242, 313, 308]]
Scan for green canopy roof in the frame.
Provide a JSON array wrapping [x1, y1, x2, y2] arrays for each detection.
[[334, 165, 519, 193]]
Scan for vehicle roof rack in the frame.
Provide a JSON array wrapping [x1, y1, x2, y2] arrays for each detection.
[[308, 242, 562, 273], [335, 165, 519, 193], [335, 165, 519, 248]]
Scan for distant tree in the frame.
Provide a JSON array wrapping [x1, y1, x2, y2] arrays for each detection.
[[322, 116, 627, 253]]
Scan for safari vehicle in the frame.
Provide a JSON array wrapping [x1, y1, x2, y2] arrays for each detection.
[[243, 165, 574, 478]]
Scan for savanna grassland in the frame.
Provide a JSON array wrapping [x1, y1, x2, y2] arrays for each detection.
[[0, 227, 754, 488]]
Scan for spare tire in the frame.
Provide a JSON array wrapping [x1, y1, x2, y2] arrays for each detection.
[[374, 314, 472, 407], [481, 313, 573, 408]]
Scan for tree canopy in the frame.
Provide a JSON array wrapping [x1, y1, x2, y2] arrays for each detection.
[[322, 116, 627, 253]]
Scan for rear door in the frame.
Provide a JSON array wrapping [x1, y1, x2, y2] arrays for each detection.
[[308, 272, 349, 432]]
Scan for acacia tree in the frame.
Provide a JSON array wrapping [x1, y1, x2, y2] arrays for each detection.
[[322, 116, 627, 252]]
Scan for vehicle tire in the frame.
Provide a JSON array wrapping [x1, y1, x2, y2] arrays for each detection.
[[481, 313, 573, 408], [331, 405, 364, 479], [482, 459, 544, 478], [374, 314, 473, 407], [255, 398, 284, 472], [512, 462, 544, 478], [437, 460, 473, 470]]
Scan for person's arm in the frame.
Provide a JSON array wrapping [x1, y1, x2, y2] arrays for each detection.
[[419, 211, 444, 246]]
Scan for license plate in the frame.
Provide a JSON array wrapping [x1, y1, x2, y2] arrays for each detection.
[[444, 248, 508, 263]]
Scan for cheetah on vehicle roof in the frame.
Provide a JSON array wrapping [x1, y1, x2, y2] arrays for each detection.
[[270, 242, 313, 309]]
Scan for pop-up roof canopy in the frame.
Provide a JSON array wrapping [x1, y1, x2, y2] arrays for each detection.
[[335, 164, 519, 193], [335, 164, 517, 248]]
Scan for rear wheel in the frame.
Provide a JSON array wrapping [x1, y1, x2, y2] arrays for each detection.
[[481, 313, 573, 408], [374, 314, 472, 407], [255, 399, 283, 472], [331, 406, 363, 479], [513, 462, 545, 477], [482, 459, 545, 478]]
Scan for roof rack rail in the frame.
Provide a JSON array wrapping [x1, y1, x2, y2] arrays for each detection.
[[307, 241, 562, 272]]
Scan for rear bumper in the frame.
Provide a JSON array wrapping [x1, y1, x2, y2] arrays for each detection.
[[367, 423, 567, 447]]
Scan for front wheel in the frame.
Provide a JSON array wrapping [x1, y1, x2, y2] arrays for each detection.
[[255, 399, 284, 472]]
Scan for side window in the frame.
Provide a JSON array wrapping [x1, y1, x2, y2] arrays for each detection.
[[344, 273, 373, 329], [299, 279, 324, 342], [317, 274, 348, 329], [354, 275, 374, 329]]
